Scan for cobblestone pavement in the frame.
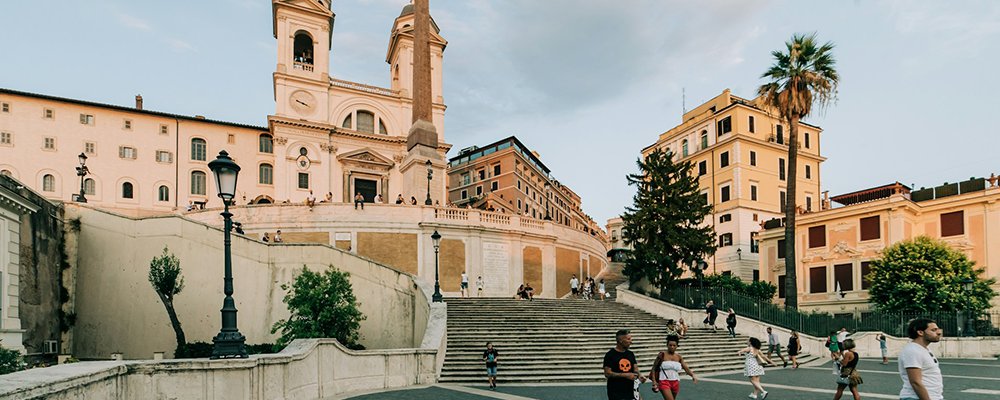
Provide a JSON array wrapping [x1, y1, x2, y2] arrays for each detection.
[[345, 358, 1000, 399]]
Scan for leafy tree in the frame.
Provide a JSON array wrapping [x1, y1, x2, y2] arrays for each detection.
[[148, 247, 187, 357], [700, 274, 778, 300], [621, 149, 715, 291], [758, 33, 839, 308], [867, 236, 997, 313], [272, 266, 366, 348]]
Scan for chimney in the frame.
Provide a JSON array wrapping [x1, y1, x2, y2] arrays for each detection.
[[135, 95, 143, 110]]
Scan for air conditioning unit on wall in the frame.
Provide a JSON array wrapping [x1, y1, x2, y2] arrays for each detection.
[[44, 340, 59, 354]]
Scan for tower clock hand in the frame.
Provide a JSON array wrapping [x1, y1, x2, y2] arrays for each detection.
[[295, 99, 308, 106]]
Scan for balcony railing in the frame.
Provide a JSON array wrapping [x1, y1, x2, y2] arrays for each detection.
[[330, 78, 397, 97], [293, 61, 314, 72]]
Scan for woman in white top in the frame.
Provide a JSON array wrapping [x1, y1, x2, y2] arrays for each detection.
[[648, 335, 697, 399], [598, 279, 607, 300], [739, 337, 774, 399]]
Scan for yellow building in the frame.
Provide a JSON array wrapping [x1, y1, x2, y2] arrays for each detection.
[[643, 89, 825, 280], [758, 178, 1000, 314]]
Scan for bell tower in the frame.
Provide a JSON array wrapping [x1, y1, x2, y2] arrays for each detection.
[[271, 0, 334, 121], [386, 3, 447, 104]]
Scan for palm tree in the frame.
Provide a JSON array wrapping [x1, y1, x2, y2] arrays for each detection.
[[758, 33, 838, 309]]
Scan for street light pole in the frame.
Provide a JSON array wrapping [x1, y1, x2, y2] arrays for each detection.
[[208, 150, 248, 359], [960, 277, 975, 337], [431, 230, 443, 302], [425, 160, 433, 206], [543, 182, 552, 220], [75, 153, 89, 203]]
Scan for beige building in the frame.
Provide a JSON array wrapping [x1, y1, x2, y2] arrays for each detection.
[[758, 178, 1000, 313], [446, 136, 602, 235], [643, 89, 825, 280], [0, 1, 450, 216]]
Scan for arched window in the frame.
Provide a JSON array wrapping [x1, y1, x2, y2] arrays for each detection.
[[357, 111, 375, 134], [379, 120, 388, 135], [191, 171, 207, 195], [42, 174, 55, 192], [259, 163, 273, 185], [83, 178, 96, 195], [191, 138, 207, 161], [158, 185, 170, 202], [681, 140, 689, 157], [122, 182, 134, 199], [1, 169, 12, 177], [700, 130, 708, 149], [293, 31, 314, 67], [342, 114, 353, 129], [259, 134, 273, 153]]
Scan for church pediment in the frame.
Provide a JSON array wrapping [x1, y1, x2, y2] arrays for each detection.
[[337, 148, 395, 170]]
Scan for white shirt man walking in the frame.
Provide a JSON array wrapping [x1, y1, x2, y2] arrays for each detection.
[[899, 318, 944, 400], [570, 275, 580, 298]]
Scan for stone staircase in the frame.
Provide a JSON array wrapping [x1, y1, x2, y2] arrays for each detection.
[[441, 298, 819, 383]]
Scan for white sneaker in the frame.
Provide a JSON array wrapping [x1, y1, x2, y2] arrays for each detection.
[[748, 394, 757, 399], [760, 391, 769, 399]]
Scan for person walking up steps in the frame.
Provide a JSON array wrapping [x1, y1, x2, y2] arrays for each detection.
[[604, 329, 645, 400], [476, 276, 484, 297], [833, 338, 863, 400], [787, 330, 803, 369], [649, 335, 698, 399], [726, 309, 738, 338], [740, 337, 774, 399], [483, 342, 499, 390], [704, 300, 718, 331], [599, 279, 607, 300], [898, 318, 944, 400], [460, 272, 469, 298], [570, 274, 580, 298], [765, 327, 787, 368]]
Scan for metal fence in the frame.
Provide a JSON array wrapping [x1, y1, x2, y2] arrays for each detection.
[[650, 285, 1000, 338]]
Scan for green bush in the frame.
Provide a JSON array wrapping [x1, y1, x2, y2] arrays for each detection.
[[678, 274, 777, 300], [0, 345, 25, 375], [272, 265, 366, 348]]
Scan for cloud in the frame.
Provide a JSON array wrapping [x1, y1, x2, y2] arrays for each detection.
[[166, 38, 195, 52], [115, 12, 152, 31]]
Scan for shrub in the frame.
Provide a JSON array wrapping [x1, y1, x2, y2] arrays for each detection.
[[0, 344, 25, 375], [272, 265, 366, 348]]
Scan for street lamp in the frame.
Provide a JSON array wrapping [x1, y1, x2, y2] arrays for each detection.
[[960, 277, 975, 337], [543, 182, 552, 220], [208, 150, 248, 359], [431, 230, 443, 302], [75, 153, 89, 203], [691, 259, 708, 305], [425, 160, 433, 206], [736, 247, 742, 260]]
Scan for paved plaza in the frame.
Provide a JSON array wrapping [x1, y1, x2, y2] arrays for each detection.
[[345, 358, 1000, 399]]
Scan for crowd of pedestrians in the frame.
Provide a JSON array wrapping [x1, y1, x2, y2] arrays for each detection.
[[569, 274, 607, 300]]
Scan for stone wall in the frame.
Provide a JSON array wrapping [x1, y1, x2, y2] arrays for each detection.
[[68, 205, 431, 359]]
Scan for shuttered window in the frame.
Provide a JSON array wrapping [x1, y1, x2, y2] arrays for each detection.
[[940, 211, 964, 237], [860, 216, 880, 241], [834, 263, 853, 291], [860, 261, 873, 290], [809, 266, 827, 293], [777, 239, 786, 259], [808, 225, 826, 248]]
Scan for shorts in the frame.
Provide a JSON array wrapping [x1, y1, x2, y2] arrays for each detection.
[[656, 379, 680, 394], [461, 282, 468, 289], [486, 365, 497, 376], [572, 287, 579, 294], [880, 348, 887, 358], [768, 344, 782, 354]]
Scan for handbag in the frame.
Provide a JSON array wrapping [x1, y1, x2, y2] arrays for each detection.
[[836, 375, 851, 385]]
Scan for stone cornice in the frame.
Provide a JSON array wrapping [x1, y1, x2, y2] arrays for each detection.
[[0, 185, 41, 214]]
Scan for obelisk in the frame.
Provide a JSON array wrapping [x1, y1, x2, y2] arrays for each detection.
[[407, 0, 438, 154]]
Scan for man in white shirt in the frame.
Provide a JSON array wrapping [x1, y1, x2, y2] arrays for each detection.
[[836, 327, 849, 349], [570, 275, 580, 298], [460, 273, 469, 298], [899, 318, 944, 400]]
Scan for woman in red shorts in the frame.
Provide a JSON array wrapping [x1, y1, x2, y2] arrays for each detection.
[[648, 335, 698, 399]]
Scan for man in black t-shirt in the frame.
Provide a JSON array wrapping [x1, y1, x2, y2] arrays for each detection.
[[483, 342, 499, 390], [603, 329, 643, 400], [705, 300, 719, 331]]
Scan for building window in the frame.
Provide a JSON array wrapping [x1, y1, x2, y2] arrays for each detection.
[[478, 169, 486, 180], [750, 184, 758, 201], [776, 125, 784, 144], [517, 180, 521, 189], [750, 232, 759, 253], [494, 164, 501, 176], [44, 137, 56, 150], [860, 216, 880, 241], [227, 134, 235, 144], [85, 142, 96, 154], [861, 261, 873, 290], [698, 161, 707, 176], [476, 186, 483, 196], [1, 132, 12, 146], [1, 102, 8, 112], [44, 108, 54, 119], [461, 190, 468, 199], [158, 185, 170, 202], [805, 132, 811, 149], [124, 119, 132, 130], [191, 171, 207, 195], [681, 139, 689, 157], [341, 114, 352, 129], [940, 211, 964, 237], [718, 233, 733, 247], [719, 213, 732, 223], [777, 275, 786, 298], [299, 147, 308, 156], [119, 146, 137, 160], [700, 131, 708, 149], [835, 263, 853, 292], [780, 190, 787, 212], [160, 124, 169, 135], [357, 111, 375, 134], [809, 225, 826, 248], [155, 150, 173, 163], [461, 173, 470, 185], [259, 163, 273, 185], [701, 191, 709, 205], [779, 158, 786, 180], [259, 134, 273, 153], [753, 270, 760, 282], [79, 114, 95, 125], [297, 172, 309, 189], [720, 151, 729, 168], [491, 181, 498, 191], [748, 115, 755, 133], [42, 174, 55, 192], [517, 199, 522, 209], [805, 165, 811, 179], [806, 196, 812, 212], [191, 138, 207, 161], [809, 266, 827, 293], [379, 120, 388, 135], [122, 182, 134, 199], [777, 239, 786, 259], [83, 178, 96, 195], [749, 151, 756, 166], [720, 185, 731, 202], [717, 116, 732, 136]]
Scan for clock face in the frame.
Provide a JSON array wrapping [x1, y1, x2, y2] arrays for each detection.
[[289, 90, 317, 115]]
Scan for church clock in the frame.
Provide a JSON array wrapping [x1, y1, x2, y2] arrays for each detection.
[[289, 90, 317, 115]]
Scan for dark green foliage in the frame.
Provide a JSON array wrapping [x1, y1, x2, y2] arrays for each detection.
[[0, 344, 25, 375], [699, 274, 777, 300], [271, 266, 366, 348], [621, 149, 715, 291], [868, 236, 997, 313]]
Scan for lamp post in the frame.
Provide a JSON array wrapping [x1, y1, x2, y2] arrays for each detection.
[[960, 277, 975, 337], [736, 247, 742, 260], [543, 182, 552, 220], [208, 150, 248, 359], [425, 160, 433, 205], [75, 153, 89, 203], [431, 230, 443, 302], [691, 259, 708, 305]]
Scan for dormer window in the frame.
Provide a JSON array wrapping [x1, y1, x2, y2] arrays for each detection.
[[293, 31, 314, 71]]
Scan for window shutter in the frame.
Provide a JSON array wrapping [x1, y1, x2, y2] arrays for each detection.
[[834, 263, 853, 291], [808, 225, 826, 248], [809, 266, 827, 293], [940, 211, 964, 236], [860, 216, 880, 241]]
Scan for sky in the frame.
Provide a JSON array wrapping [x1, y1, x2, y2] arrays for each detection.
[[3, 0, 999, 225]]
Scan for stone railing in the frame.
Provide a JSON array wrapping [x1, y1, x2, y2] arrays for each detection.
[[481, 211, 510, 225], [330, 78, 397, 97], [434, 207, 469, 221], [519, 217, 545, 230], [293, 61, 314, 72]]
